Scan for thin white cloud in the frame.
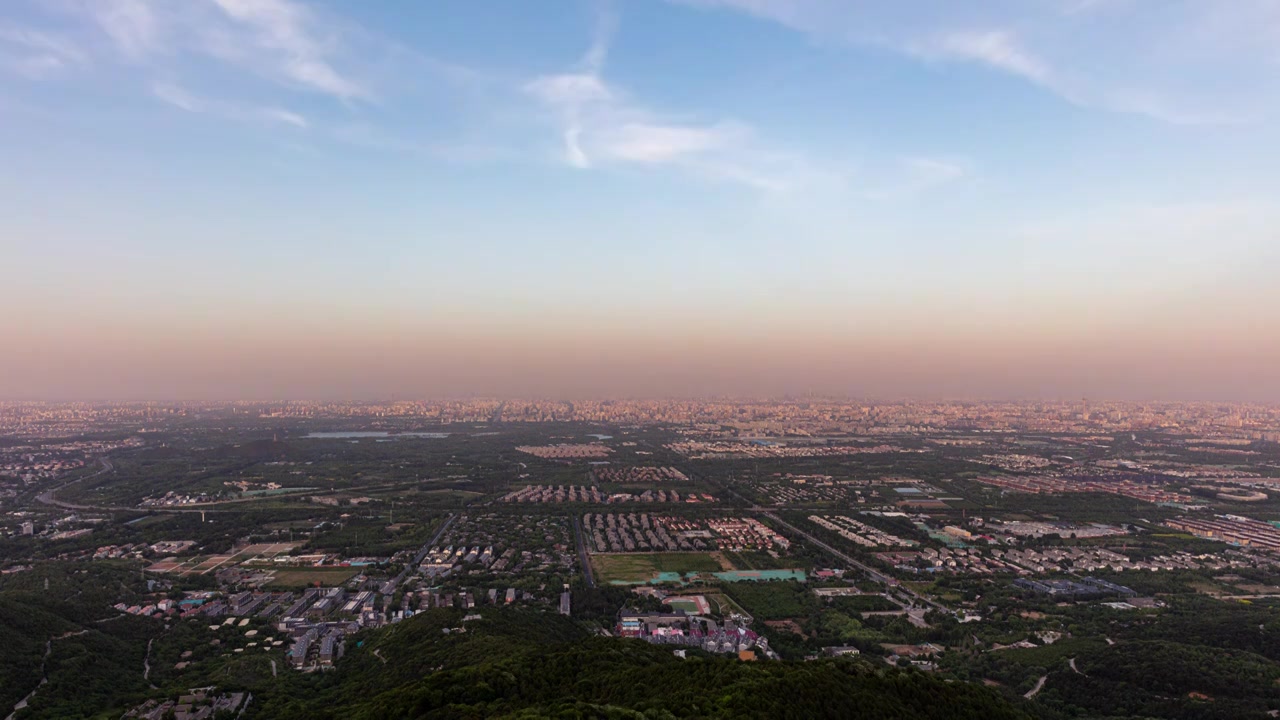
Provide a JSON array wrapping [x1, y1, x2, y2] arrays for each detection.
[[605, 122, 740, 164], [913, 28, 1249, 125], [525, 73, 612, 106], [1103, 90, 1248, 127], [151, 80, 309, 131], [525, 72, 779, 184], [210, 0, 366, 100], [563, 126, 590, 168], [49, 0, 369, 102], [525, 72, 610, 168], [0, 24, 86, 63], [0, 23, 86, 77], [523, 15, 805, 190], [152, 81, 202, 112], [925, 30, 1052, 86], [261, 107, 308, 128], [903, 157, 965, 188], [83, 0, 158, 59], [582, 1, 617, 74], [671, 0, 1274, 126]]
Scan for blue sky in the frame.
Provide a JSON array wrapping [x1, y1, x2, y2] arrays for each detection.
[[2, 0, 1279, 399]]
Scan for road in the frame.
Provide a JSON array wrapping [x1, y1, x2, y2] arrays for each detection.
[[761, 511, 950, 614], [5, 641, 51, 720], [34, 456, 429, 516], [35, 457, 234, 514], [382, 513, 458, 596], [414, 514, 457, 566], [1025, 675, 1048, 699], [716, 480, 947, 611], [5, 631, 89, 720], [35, 457, 115, 510], [571, 515, 596, 588]]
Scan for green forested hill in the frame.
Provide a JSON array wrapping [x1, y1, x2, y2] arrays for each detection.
[[252, 608, 1040, 720], [0, 564, 162, 719], [0, 568, 1041, 719]]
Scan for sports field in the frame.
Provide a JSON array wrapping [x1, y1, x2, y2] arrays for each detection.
[[267, 567, 360, 588], [591, 552, 726, 583], [146, 541, 302, 576], [665, 595, 711, 614]]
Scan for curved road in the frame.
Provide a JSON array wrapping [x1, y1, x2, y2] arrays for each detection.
[[1025, 675, 1048, 699], [35, 458, 231, 514], [35, 457, 116, 510], [34, 456, 423, 515]]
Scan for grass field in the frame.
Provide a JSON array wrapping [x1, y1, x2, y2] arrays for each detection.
[[725, 550, 805, 571], [722, 580, 810, 620], [703, 592, 751, 619], [665, 596, 709, 614], [267, 567, 360, 588], [592, 552, 725, 583]]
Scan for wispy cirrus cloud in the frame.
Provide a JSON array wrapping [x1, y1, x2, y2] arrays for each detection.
[[41, 0, 370, 101], [83, 0, 159, 59], [152, 79, 309, 130], [523, 11, 808, 191], [909, 28, 1248, 126], [3, 0, 523, 162], [261, 107, 307, 129], [152, 81, 202, 112], [672, 0, 1273, 125], [921, 30, 1053, 87], [208, 0, 366, 101], [0, 22, 86, 78]]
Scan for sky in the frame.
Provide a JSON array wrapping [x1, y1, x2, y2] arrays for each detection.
[[2, 0, 1279, 401]]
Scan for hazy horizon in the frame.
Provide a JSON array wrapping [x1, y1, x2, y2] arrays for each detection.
[[3, 1, 1278, 402]]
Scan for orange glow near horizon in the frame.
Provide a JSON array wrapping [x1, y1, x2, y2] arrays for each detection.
[[6, 286, 1278, 401]]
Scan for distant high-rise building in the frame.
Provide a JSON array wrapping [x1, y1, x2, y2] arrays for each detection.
[[21, 521, 35, 535]]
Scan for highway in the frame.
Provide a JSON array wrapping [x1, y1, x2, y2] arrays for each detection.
[[34, 458, 237, 515], [33, 456, 434, 516], [35, 457, 117, 510], [571, 514, 596, 587], [384, 513, 458, 595], [710, 476, 949, 613], [414, 513, 457, 566], [760, 511, 950, 614]]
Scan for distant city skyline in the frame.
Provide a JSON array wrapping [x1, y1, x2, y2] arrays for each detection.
[[2, 1, 1277, 401]]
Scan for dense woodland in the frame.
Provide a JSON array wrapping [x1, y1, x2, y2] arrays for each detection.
[[251, 608, 1040, 720]]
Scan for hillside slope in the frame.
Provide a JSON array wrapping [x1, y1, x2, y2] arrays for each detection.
[[252, 607, 1041, 720]]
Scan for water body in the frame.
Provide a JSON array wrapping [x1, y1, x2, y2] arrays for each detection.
[[305, 432, 450, 439]]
